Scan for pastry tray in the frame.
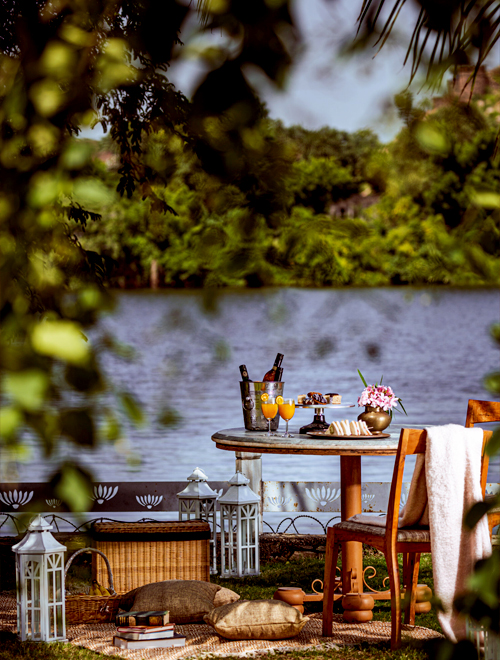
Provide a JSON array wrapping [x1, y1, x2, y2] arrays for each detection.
[[295, 403, 355, 409]]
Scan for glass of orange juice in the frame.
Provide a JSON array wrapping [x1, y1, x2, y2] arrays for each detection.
[[261, 397, 278, 437], [278, 398, 295, 437]]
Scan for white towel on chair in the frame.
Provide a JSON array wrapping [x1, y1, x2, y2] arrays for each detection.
[[424, 424, 491, 642], [350, 424, 491, 642]]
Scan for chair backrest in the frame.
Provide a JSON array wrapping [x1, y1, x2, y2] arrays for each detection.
[[385, 427, 492, 536], [465, 399, 500, 426], [465, 399, 500, 493]]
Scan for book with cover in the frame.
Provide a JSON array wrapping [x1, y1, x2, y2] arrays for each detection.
[[113, 633, 186, 650], [115, 626, 174, 641], [115, 610, 169, 626], [116, 625, 174, 634]]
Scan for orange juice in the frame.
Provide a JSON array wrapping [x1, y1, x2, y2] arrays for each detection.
[[261, 402, 278, 420], [279, 401, 295, 421]]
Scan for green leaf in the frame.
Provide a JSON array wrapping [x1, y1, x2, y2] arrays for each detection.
[[60, 141, 94, 169], [4, 369, 49, 411], [72, 177, 114, 208], [60, 409, 95, 446], [102, 412, 121, 442], [466, 555, 500, 608], [484, 372, 500, 397], [0, 407, 23, 440], [51, 463, 93, 512], [157, 407, 182, 428], [119, 392, 145, 426], [470, 191, 500, 209], [398, 399, 408, 415], [464, 500, 491, 530], [486, 427, 500, 457], [415, 123, 450, 154], [357, 369, 368, 387], [31, 320, 90, 365], [64, 364, 103, 393], [29, 78, 66, 117]]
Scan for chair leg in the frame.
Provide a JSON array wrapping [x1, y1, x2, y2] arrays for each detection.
[[386, 546, 402, 650], [403, 552, 420, 625], [322, 527, 340, 637]]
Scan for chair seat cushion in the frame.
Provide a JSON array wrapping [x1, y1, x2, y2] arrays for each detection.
[[333, 520, 431, 543]]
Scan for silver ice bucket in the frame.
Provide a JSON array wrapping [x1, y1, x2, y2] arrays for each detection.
[[240, 381, 284, 431]]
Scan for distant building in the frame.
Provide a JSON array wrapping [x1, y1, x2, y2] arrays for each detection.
[[330, 190, 380, 218], [95, 149, 119, 170], [433, 65, 500, 109]]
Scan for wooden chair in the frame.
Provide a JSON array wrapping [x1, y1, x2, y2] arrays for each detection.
[[322, 426, 492, 650], [465, 399, 500, 536]]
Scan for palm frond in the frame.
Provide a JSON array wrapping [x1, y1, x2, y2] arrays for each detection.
[[196, 0, 211, 28], [357, 0, 500, 86]]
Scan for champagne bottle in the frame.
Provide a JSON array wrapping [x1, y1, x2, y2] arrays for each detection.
[[239, 365, 252, 382], [263, 353, 284, 382], [275, 366, 283, 382]]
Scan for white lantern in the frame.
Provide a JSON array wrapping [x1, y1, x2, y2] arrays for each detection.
[[177, 467, 218, 575], [12, 515, 67, 642], [219, 471, 260, 578]]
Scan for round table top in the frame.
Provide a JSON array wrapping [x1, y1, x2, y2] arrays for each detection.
[[211, 427, 402, 456]]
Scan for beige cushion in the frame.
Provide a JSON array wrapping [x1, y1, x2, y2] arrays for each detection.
[[213, 586, 240, 608], [131, 580, 222, 624], [204, 600, 309, 640]]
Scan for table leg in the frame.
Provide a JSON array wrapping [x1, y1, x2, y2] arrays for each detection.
[[235, 452, 262, 533], [340, 456, 363, 593], [340, 455, 374, 622]]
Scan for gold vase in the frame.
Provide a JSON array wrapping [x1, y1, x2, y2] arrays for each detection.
[[357, 405, 391, 432]]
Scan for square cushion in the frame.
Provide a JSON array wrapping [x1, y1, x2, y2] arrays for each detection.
[[204, 599, 309, 640], [131, 579, 222, 624], [213, 586, 240, 608]]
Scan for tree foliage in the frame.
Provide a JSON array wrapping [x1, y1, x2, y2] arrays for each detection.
[[0, 0, 299, 504], [1, 2, 499, 648]]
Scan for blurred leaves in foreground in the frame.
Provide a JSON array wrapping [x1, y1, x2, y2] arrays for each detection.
[[0, 0, 298, 508]]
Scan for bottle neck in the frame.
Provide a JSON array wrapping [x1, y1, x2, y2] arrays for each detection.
[[273, 353, 284, 369]]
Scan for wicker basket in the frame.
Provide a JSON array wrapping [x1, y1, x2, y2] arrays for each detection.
[[92, 520, 211, 593], [65, 547, 129, 624]]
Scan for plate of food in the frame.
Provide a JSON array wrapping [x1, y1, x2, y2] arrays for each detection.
[[306, 419, 390, 439], [296, 392, 347, 406]]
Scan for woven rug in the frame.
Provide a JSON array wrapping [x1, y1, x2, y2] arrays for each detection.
[[0, 594, 442, 658]]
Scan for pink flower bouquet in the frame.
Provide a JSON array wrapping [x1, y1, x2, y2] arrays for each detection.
[[357, 370, 407, 417]]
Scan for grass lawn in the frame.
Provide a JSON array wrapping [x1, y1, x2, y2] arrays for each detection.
[[0, 550, 443, 660]]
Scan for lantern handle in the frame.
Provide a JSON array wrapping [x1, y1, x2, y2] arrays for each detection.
[[64, 547, 116, 595]]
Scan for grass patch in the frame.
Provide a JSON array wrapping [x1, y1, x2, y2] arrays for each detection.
[[1, 552, 441, 660]]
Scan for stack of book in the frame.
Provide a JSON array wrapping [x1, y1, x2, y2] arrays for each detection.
[[113, 610, 186, 650]]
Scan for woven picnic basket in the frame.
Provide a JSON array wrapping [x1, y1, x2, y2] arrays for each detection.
[[64, 547, 131, 624], [92, 520, 211, 592]]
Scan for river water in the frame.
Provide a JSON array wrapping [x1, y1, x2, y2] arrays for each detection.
[[6, 286, 500, 488]]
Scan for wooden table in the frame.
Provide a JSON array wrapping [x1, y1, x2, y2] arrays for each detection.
[[211, 427, 401, 615]]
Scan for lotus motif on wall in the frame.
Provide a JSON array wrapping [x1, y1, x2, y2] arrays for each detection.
[[45, 499, 62, 508], [305, 487, 340, 507], [0, 490, 34, 509], [136, 494, 163, 509], [267, 496, 292, 508], [91, 485, 118, 504]]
